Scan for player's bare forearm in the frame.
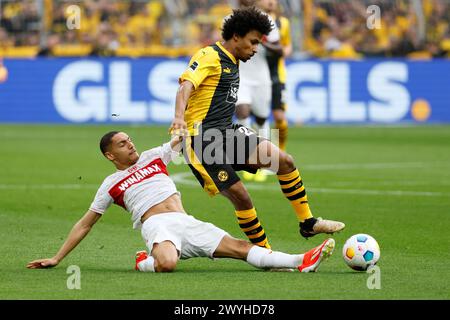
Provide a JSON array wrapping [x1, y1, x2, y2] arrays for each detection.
[[175, 81, 194, 120], [175, 81, 190, 119], [27, 210, 101, 268], [54, 214, 98, 261]]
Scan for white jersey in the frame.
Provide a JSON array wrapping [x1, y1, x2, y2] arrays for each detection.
[[89, 143, 180, 230], [239, 13, 280, 86]]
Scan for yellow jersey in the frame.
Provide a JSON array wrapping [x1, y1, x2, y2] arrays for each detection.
[[179, 42, 239, 135]]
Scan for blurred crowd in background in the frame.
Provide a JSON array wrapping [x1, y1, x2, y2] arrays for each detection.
[[305, 0, 450, 58], [0, 0, 449, 58]]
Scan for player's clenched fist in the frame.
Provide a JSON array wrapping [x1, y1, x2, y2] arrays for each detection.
[[169, 118, 188, 136]]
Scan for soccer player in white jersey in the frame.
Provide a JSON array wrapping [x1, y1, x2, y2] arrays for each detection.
[[27, 131, 335, 273], [235, 0, 284, 182]]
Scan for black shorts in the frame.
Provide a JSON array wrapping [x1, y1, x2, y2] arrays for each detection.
[[182, 124, 263, 196], [271, 82, 287, 111]]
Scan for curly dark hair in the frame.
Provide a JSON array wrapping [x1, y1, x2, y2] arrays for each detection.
[[221, 7, 273, 41]]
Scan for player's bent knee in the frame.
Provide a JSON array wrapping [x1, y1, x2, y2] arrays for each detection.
[[279, 152, 295, 172], [236, 104, 250, 119], [152, 241, 179, 272], [273, 110, 285, 122], [155, 256, 178, 272]]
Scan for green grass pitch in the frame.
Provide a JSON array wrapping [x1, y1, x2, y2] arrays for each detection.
[[0, 124, 449, 300]]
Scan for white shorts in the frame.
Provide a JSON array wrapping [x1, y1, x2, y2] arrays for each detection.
[[236, 83, 272, 119], [140, 212, 229, 260]]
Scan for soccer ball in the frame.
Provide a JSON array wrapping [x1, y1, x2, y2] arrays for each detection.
[[342, 234, 380, 271]]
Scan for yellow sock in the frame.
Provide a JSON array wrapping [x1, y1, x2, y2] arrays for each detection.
[[235, 208, 271, 249], [277, 169, 313, 222], [275, 119, 288, 151]]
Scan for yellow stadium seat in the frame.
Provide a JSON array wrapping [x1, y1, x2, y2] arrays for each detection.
[[52, 44, 92, 57], [115, 47, 145, 57], [115, 45, 193, 58], [329, 44, 362, 59], [143, 45, 172, 57], [0, 46, 39, 58], [407, 51, 432, 60]]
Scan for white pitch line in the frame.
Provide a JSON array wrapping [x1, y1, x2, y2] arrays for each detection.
[[0, 164, 448, 198], [0, 184, 99, 190], [170, 172, 448, 197], [168, 161, 448, 171], [326, 180, 450, 187], [308, 188, 446, 197], [301, 162, 448, 171]]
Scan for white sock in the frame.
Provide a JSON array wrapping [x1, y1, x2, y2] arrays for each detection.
[[246, 246, 303, 269], [236, 117, 251, 127], [138, 255, 155, 272]]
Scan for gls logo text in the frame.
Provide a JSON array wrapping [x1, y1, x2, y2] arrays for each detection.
[[53, 60, 186, 123], [287, 61, 410, 123], [53, 60, 410, 124]]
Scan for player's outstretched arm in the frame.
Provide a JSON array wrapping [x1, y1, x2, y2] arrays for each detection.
[[169, 135, 184, 153], [169, 80, 194, 136], [27, 210, 102, 269]]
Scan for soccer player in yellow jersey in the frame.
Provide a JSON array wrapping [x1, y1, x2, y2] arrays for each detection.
[[169, 7, 344, 248], [264, 0, 291, 151]]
